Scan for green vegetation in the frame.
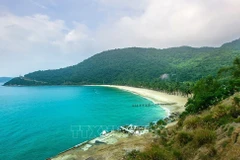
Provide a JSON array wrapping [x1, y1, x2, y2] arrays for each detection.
[[193, 129, 216, 147], [227, 126, 234, 137], [125, 93, 240, 160], [125, 146, 175, 160], [157, 119, 167, 126], [3, 37, 240, 159], [4, 39, 240, 96], [185, 57, 240, 114], [183, 115, 202, 129], [176, 131, 193, 146], [124, 58, 240, 160]]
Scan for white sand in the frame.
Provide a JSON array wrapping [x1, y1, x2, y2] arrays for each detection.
[[50, 86, 188, 160], [92, 85, 188, 114]]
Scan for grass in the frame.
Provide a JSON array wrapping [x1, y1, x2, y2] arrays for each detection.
[[212, 105, 229, 119], [124, 145, 175, 160], [234, 117, 240, 123], [201, 113, 216, 129], [217, 115, 234, 126], [227, 126, 234, 137], [124, 150, 140, 159], [183, 115, 202, 129], [198, 145, 217, 160], [193, 129, 216, 147], [233, 96, 240, 106], [124, 93, 240, 160], [221, 139, 230, 148], [176, 131, 193, 146]]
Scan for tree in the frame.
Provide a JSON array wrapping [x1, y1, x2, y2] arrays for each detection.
[[185, 57, 240, 114], [218, 57, 240, 92], [185, 76, 222, 113]]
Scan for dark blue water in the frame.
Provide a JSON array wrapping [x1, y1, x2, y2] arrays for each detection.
[[0, 85, 166, 160]]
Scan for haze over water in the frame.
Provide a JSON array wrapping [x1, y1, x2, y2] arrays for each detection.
[[0, 85, 166, 160]]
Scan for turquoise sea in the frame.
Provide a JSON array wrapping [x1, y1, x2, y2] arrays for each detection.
[[0, 84, 166, 160]]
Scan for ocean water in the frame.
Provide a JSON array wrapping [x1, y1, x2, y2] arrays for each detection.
[[0, 85, 166, 160]]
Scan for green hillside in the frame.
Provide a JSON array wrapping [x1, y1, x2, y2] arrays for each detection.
[[4, 38, 240, 86], [124, 57, 240, 160], [125, 93, 240, 160]]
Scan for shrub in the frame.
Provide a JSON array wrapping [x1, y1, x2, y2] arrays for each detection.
[[176, 131, 193, 146], [202, 113, 214, 123], [177, 117, 185, 128], [193, 129, 216, 146], [217, 115, 234, 126], [172, 149, 183, 160], [157, 119, 167, 126], [229, 106, 240, 118], [198, 145, 217, 159], [234, 117, 240, 123], [179, 111, 188, 119], [221, 139, 230, 148], [208, 146, 217, 157], [125, 150, 140, 159], [185, 76, 223, 114], [140, 146, 175, 160], [213, 105, 228, 119], [125, 145, 175, 160], [149, 122, 156, 130], [227, 126, 234, 137], [201, 113, 216, 128], [233, 96, 240, 107], [184, 115, 202, 129]]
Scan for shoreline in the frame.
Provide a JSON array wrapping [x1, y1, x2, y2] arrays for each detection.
[[88, 85, 188, 115], [49, 85, 188, 159]]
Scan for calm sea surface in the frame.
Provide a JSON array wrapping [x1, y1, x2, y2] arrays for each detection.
[[0, 85, 166, 160]]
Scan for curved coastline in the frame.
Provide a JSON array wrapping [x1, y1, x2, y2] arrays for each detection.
[[49, 85, 188, 160], [91, 85, 188, 116]]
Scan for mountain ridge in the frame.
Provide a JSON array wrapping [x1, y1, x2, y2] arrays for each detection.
[[4, 38, 240, 86]]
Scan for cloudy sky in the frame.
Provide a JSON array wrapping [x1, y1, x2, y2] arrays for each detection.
[[1, 0, 240, 76]]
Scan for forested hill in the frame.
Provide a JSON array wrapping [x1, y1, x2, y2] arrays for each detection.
[[4, 38, 240, 86]]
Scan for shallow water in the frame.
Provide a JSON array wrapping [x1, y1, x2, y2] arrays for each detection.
[[0, 85, 166, 160]]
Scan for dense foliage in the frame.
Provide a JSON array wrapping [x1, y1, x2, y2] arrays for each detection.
[[4, 39, 240, 88], [123, 57, 240, 159], [4, 38, 240, 159], [185, 57, 240, 114], [125, 93, 240, 160]]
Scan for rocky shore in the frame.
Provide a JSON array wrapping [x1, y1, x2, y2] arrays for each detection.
[[48, 111, 181, 160], [49, 86, 185, 160]]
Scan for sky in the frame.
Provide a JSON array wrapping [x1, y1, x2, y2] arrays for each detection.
[[1, 0, 240, 76]]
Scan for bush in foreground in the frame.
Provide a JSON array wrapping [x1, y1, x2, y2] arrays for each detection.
[[176, 131, 193, 146], [193, 129, 216, 147]]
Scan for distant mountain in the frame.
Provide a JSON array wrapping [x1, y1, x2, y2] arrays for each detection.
[[221, 38, 240, 50], [4, 38, 240, 86], [0, 77, 12, 83]]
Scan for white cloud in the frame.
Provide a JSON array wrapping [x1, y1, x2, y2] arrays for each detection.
[[96, 0, 240, 48], [0, 12, 94, 76], [0, 13, 65, 52], [1, 0, 240, 76]]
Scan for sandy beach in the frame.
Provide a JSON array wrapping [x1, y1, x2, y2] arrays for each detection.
[[94, 85, 188, 114], [50, 85, 188, 160]]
